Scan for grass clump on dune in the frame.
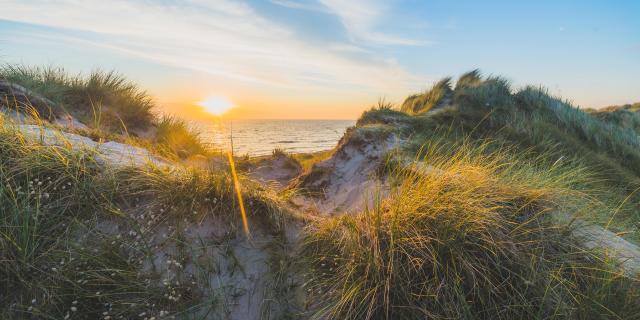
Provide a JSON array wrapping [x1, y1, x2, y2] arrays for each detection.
[[0, 64, 154, 131], [401, 77, 452, 114], [454, 69, 483, 91], [588, 102, 640, 134], [0, 123, 287, 319], [0, 126, 157, 318], [154, 115, 209, 159], [1, 64, 213, 159], [366, 70, 640, 238], [303, 138, 640, 319]]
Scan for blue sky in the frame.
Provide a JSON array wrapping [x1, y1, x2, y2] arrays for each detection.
[[0, 0, 638, 119]]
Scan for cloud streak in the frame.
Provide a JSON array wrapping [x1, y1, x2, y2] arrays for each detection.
[[318, 0, 427, 46], [269, 0, 330, 12], [0, 0, 417, 93]]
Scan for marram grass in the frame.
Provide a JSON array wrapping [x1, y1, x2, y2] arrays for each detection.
[[1, 63, 213, 159], [302, 139, 640, 320], [0, 123, 288, 319]]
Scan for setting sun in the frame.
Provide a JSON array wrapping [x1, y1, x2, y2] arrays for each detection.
[[199, 96, 234, 116]]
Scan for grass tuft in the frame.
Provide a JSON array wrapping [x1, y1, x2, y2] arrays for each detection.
[[401, 77, 453, 114], [303, 138, 640, 319], [0, 64, 155, 131], [455, 68, 483, 90], [0, 123, 288, 318], [154, 115, 209, 159]]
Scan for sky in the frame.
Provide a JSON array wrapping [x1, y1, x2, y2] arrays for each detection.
[[0, 0, 638, 120]]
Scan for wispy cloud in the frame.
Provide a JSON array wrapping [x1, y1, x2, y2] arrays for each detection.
[[0, 0, 418, 93], [318, 0, 427, 46], [269, 0, 329, 12]]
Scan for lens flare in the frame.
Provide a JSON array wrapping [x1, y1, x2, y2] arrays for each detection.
[[211, 114, 250, 238]]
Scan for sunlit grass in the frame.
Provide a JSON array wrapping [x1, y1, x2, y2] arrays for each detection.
[[3, 63, 640, 319], [1, 64, 213, 160], [0, 123, 288, 318], [0, 64, 155, 130], [303, 137, 640, 319], [401, 77, 453, 114], [365, 69, 640, 239]]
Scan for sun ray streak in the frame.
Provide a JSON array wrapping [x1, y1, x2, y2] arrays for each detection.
[[212, 115, 250, 238]]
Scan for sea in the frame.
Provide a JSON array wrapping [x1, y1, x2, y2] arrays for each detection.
[[192, 119, 355, 156]]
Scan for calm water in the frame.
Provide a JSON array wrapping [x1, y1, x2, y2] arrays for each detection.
[[192, 119, 355, 156]]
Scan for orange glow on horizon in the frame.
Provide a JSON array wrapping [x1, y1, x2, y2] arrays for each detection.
[[198, 96, 234, 116], [152, 84, 367, 120]]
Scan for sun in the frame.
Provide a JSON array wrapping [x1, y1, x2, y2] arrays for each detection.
[[198, 96, 234, 116]]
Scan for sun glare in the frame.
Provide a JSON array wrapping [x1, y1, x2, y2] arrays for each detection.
[[199, 96, 234, 116]]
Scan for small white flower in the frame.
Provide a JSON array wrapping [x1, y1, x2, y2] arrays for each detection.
[[71, 306, 77, 312]]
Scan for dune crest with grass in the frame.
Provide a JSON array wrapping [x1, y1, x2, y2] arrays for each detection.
[[1, 65, 639, 319]]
